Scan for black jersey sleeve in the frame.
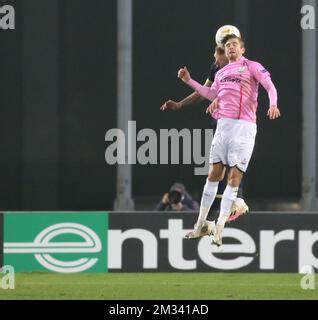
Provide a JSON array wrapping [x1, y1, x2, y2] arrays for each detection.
[[208, 63, 220, 82]]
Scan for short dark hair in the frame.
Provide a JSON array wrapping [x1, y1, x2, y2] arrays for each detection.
[[214, 46, 225, 55], [222, 34, 245, 48]]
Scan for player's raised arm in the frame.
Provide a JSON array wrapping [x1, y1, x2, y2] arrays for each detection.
[[160, 79, 212, 111], [161, 46, 227, 112], [250, 62, 281, 120], [178, 66, 217, 101]]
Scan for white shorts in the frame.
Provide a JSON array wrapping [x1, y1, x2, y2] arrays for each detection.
[[209, 118, 257, 172]]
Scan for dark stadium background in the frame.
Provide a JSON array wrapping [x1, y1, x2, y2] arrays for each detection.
[[0, 0, 304, 211]]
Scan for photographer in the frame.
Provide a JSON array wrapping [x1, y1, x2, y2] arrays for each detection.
[[154, 183, 199, 212]]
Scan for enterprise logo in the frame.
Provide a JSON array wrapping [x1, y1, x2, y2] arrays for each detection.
[[4, 223, 102, 273]]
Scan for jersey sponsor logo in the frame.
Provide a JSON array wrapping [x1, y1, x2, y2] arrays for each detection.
[[220, 76, 242, 83], [238, 66, 247, 73]]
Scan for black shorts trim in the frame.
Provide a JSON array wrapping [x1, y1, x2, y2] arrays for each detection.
[[210, 162, 246, 173], [229, 165, 246, 173], [211, 161, 229, 167]]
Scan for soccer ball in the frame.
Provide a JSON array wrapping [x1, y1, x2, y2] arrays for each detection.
[[215, 25, 241, 47]]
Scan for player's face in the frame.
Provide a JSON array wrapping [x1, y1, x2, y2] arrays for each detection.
[[224, 38, 245, 61], [214, 51, 228, 67]]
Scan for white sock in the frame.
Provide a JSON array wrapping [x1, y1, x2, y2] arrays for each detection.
[[235, 197, 244, 206], [217, 185, 239, 227], [196, 179, 219, 225]]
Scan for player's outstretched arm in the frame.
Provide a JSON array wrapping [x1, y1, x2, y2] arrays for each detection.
[[177, 79, 212, 108], [160, 84, 210, 112], [250, 62, 281, 120], [178, 67, 217, 101], [262, 78, 280, 119], [267, 105, 281, 119]]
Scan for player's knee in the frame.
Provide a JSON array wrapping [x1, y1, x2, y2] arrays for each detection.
[[207, 163, 225, 181], [208, 170, 222, 182], [228, 177, 241, 187]]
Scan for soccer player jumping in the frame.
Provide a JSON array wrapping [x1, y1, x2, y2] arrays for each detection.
[[178, 34, 280, 246], [161, 44, 249, 227]]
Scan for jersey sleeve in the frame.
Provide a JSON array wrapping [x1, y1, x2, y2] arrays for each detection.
[[207, 63, 220, 82], [249, 61, 271, 83], [249, 61, 278, 106], [187, 78, 218, 101]]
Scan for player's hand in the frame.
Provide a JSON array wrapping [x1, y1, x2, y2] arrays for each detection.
[[267, 105, 281, 120], [206, 98, 219, 115], [160, 100, 182, 111], [178, 66, 191, 83]]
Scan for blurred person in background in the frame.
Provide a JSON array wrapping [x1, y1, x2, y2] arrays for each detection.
[[155, 182, 199, 212]]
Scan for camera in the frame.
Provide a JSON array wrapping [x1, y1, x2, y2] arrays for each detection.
[[168, 190, 182, 204]]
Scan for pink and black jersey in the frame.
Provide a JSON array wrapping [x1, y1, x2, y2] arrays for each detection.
[[188, 56, 277, 123]]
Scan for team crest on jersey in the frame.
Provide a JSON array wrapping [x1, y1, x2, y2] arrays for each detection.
[[238, 66, 246, 73]]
